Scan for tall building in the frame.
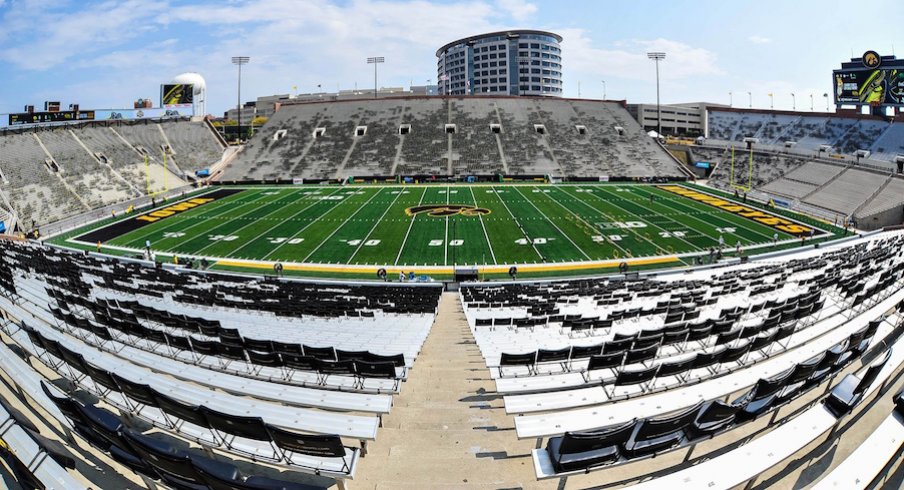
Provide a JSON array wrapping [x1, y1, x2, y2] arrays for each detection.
[[436, 30, 563, 97]]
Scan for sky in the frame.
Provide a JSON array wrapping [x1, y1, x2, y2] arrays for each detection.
[[0, 0, 901, 116]]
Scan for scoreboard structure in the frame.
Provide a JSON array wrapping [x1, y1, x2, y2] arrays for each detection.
[[833, 51, 904, 107], [160, 84, 194, 107]]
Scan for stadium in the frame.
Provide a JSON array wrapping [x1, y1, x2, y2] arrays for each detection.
[[1, 11, 904, 490]]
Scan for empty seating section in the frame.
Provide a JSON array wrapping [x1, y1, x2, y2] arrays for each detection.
[[343, 106, 405, 176], [0, 119, 224, 227], [301, 103, 363, 179], [869, 122, 904, 161], [492, 98, 554, 175], [449, 98, 504, 175], [855, 176, 904, 221], [37, 129, 135, 208], [802, 168, 889, 215], [0, 238, 443, 487], [223, 97, 686, 179], [0, 132, 85, 226], [396, 98, 449, 175], [694, 144, 903, 225], [459, 230, 904, 484], [782, 161, 844, 186], [161, 120, 226, 171], [707, 110, 904, 167], [695, 146, 809, 191]]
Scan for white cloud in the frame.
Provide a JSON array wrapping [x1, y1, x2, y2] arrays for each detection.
[[560, 29, 723, 84], [0, 0, 169, 70], [495, 0, 538, 22], [748, 35, 772, 44]]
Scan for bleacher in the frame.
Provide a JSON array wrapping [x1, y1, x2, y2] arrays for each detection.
[[0, 238, 442, 489], [460, 230, 904, 487], [220, 96, 686, 180], [0, 118, 225, 229], [706, 109, 903, 168]]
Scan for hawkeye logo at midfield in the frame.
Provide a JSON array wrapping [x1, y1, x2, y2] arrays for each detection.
[[136, 197, 216, 223], [405, 205, 491, 217]]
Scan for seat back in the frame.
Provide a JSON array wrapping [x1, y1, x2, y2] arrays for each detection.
[[111, 373, 157, 407], [569, 344, 602, 359], [624, 343, 659, 365], [500, 351, 536, 366], [635, 401, 703, 441], [855, 348, 891, 395], [152, 391, 209, 428], [587, 352, 624, 371], [84, 363, 121, 393], [537, 347, 571, 363], [266, 425, 346, 458], [356, 360, 397, 379], [657, 355, 697, 377], [694, 400, 740, 426], [559, 419, 636, 454], [199, 406, 271, 442], [122, 430, 203, 484], [614, 365, 658, 386]]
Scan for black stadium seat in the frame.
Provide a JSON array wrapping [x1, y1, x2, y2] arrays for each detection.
[[686, 400, 742, 439], [545, 419, 637, 472], [623, 401, 703, 458], [825, 349, 892, 418]]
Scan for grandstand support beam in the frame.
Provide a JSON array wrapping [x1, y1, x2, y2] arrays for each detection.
[[231, 56, 250, 143], [647, 52, 666, 136], [367, 56, 385, 100]]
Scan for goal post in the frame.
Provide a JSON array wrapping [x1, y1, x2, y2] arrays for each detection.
[[728, 145, 753, 193]]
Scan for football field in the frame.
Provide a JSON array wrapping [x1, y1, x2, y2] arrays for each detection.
[[63, 183, 830, 276]]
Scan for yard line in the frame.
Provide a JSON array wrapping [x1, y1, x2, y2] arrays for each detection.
[[348, 187, 405, 263], [223, 186, 346, 259], [172, 189, 309, 256], [261, 188, 369, 260], [540, 186, 631, 258], [394, 187, 428, 265], [511, 186, 591, 261], [490, 186, 546, 261], [589, 185, 702, 252], [444, 186, 450, 266], [114, 188, 268, 246], [148, 189, 281, 250], [557, 186, 671, 257], [300, 187, 389, 263], [469, 186, 497, 265], [646, 185, 778, 242], [626, 185, 763, 245]]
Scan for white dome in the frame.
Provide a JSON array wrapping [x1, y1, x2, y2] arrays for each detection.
[[172, 72, 206, 94]]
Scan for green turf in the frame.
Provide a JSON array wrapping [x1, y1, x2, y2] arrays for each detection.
[[56, 183, 832, 274]]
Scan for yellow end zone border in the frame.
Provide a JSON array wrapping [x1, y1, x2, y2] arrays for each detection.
[[214, 255, 681, 276]]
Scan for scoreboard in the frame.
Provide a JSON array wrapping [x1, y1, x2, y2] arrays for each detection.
[[161, 84, 193, 107], [833, 51, 904, 107], [8, 110, 95, 126]]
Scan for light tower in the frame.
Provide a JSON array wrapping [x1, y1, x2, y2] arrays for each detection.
[[231, 56, 250, 142], [647, 52, 666, 136]]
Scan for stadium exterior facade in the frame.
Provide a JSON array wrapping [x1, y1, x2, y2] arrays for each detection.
[[436, 30, 563, 97]]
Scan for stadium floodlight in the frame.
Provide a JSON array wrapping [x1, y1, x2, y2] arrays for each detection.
[[231, 56, 250, 143], [728, 91, 732, 107], [601, 80, 606, 100], [824, 93, 830, 112], [367, 57, 385, 99], [810, 93, 814, 111], [647, 52, 666, 136], [791, 92, 796, 111], [747, 91, 752, 109]]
